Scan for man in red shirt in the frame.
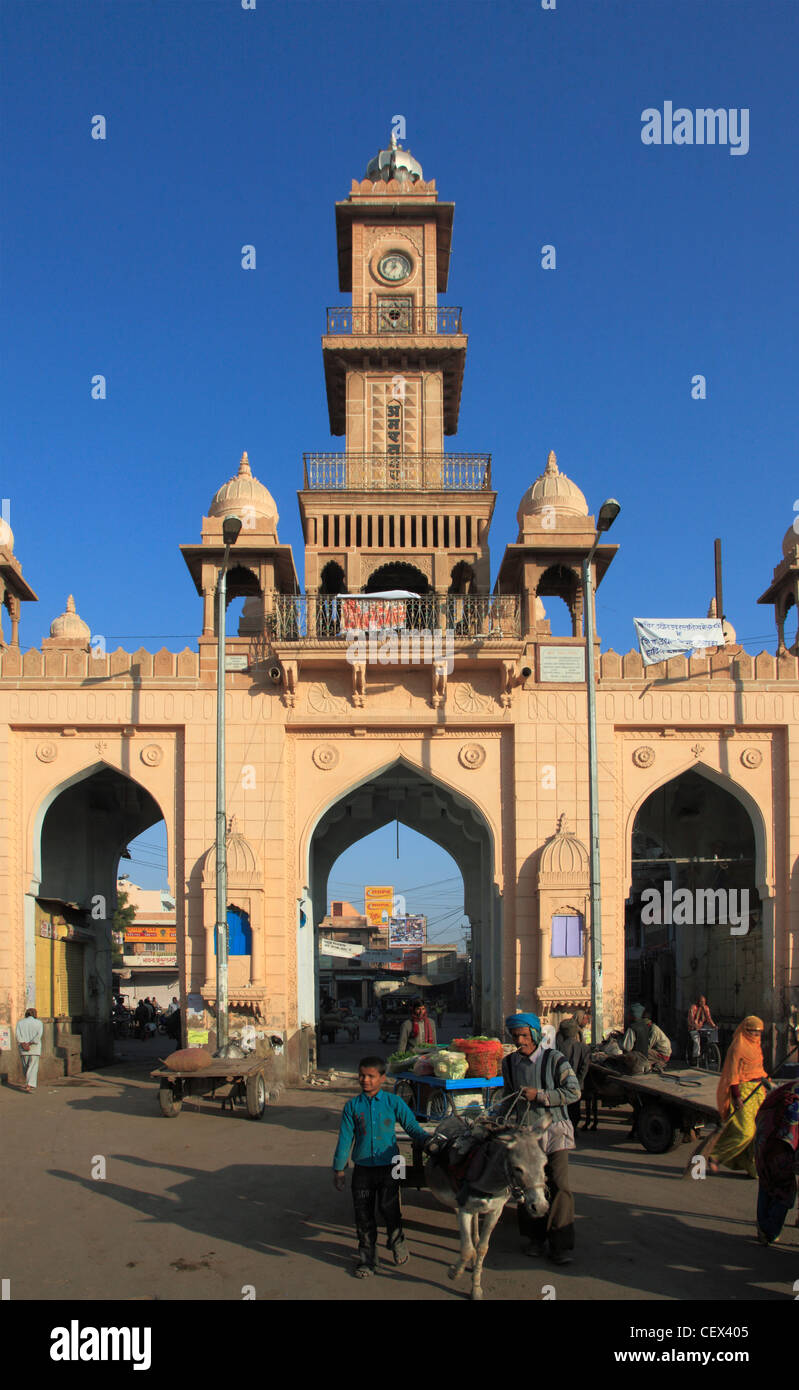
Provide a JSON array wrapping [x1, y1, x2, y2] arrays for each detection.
[[687, 995, 716, 1065]]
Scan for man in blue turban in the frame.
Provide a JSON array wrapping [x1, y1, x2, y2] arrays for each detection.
[[501, 1011, 581, 1265]]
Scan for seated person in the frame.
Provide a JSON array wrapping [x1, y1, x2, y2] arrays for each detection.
[[622, 1003, 672, 1072]]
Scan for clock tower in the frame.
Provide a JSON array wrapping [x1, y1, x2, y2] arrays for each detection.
[[300, 135, 495, 600]]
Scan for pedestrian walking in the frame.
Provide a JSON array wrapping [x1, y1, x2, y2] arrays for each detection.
[[753, 1078, 799, 1243], [709, 1016, 769, 1177], [501, 1012, 580, 1265], [332, 1054, 430, 1277], [397, 998, 437, 1054], [555, 1015, 591, 1131], [16, 1008, 44, 1091]]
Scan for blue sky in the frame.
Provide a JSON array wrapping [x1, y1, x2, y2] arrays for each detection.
[[3, 1, 796, 922]]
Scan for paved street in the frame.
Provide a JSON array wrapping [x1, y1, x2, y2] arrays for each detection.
[[3, 1024, 798, 1303]]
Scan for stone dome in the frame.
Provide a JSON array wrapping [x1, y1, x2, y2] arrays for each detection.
[[782, 521, 799, 560], [366, 135, 424, 184], [517, 451, 589, 528], [49, 595, 90, 641], [208, 452, 278, 528], [0, 516, 14, 551], [538, 819, 589, 879], [202, 817, 259, 883]]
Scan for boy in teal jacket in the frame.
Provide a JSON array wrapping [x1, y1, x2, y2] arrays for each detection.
[[333, 1055, 430, 1276]]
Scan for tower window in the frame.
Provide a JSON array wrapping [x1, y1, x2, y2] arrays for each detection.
[[551, 914, 584, 958]]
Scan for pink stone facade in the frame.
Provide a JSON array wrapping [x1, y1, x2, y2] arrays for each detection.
[[1, 141, 797, 1082]]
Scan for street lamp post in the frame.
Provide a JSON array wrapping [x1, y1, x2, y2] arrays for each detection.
[[214, 514, 242, 1056], [582, 499, 620, 1045]]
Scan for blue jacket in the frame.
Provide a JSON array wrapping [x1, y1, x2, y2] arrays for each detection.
[[332, 1088, 430, 1170]]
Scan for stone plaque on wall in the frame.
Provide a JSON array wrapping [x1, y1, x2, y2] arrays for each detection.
[[539, 646, 586, 683]]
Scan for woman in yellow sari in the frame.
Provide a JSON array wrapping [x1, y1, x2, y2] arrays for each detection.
[[709, 1016, 769, 1177]]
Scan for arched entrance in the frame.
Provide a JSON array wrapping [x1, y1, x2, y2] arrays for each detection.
[[29, 763, 165, 1070], [628, 768, 762, 1054], [303, 759, 501, 1035]]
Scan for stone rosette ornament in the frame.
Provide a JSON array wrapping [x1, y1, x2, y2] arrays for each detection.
[[632, 745, 655, 769], [36, 742, 58, 763], [312, 744, 339, 770], [140, 744, 164, 767], [458, 742, 486, 770], [740, 747, 762, 769]]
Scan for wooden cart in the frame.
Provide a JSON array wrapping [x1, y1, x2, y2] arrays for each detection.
[[588, 1062, 720, 1153], [150, 1055, 270, 1120]]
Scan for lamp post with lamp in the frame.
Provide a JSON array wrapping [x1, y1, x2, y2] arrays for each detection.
[[214, 513, 242, 1057], [582, 499, 620, 1045]]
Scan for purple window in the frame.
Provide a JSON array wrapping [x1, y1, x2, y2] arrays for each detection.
[[551, 914, 583, 957]]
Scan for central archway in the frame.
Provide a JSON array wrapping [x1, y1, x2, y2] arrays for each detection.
[[302, 758, 501, 1035]]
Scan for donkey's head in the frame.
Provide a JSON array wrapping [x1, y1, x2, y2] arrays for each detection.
[[495, 1118, 551, 1218]]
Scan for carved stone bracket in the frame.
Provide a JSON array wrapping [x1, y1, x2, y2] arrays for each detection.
[[282, 660, 298, 708], [431, 660, 447, 709], [351, 662, 366, 708]]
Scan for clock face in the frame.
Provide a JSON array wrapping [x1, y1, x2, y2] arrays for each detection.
[[378, 252, 412, 283]]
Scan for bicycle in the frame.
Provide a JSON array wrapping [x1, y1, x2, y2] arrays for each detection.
[[688, 1026, 722, 1072]]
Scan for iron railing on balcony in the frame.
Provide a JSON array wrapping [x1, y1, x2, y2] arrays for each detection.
[[303, 453, 491, 491], [265, 592, 519, 645], [326, 305, 463, 336]]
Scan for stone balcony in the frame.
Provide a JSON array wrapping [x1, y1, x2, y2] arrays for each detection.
[[302, 453, 491, 491]]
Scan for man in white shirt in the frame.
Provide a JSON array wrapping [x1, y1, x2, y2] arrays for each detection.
[[16, 1008, 44, 1091]]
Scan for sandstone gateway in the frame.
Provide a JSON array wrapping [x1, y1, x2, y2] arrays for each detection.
[[1, 138, 797, 1083]]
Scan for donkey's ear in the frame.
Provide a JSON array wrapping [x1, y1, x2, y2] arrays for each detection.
[[531, 1110, 552, 1132]]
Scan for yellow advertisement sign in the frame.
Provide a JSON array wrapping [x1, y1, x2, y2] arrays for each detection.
[[364, 885, 393, 926], [125, 926, 176, 942]]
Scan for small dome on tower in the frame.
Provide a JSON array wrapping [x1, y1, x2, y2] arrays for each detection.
[[538, 816, 589, 879], [0, 516, 14, 551], [517, 451, 589, 529], [782, 521, 799, 561], [202, 816, 259, 884], [208, 452, 279, 528], [366, 134, 424, 184], [49, 595, 90, 641]]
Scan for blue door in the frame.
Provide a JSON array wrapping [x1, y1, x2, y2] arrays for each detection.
[[214, 906, 252, 955]]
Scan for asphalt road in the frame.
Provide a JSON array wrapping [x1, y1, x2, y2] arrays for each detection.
[[2, 1023, 797, 1304]]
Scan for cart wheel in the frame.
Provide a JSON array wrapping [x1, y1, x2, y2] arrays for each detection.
[[246, 1071, 266, 1120], [158, 1080, 182, 1118], [638, 1102, 681, 1153], [395, 1081, 415, 1110], [427, 1089, 448, 1121], [706, 1042, 722, 1072]]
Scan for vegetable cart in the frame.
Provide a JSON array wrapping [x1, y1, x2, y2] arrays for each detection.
[[392, 1070, 505, 1122], [150, 1055, 270, 1120]]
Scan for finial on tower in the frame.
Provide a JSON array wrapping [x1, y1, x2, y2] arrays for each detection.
[[238, 452, 251, 477], [545, 451, 559, 475]]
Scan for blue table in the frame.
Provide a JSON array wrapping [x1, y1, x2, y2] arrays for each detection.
[[392, 1070, 504, 1121]]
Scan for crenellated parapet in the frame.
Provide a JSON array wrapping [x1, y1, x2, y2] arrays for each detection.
[[598, 647, 799, 683], [0, 645, 201, 680]]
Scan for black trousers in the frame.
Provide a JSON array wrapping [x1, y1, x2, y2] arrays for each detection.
[[516, 1149, 575, 1254], [352, 1164, 403, 1252]]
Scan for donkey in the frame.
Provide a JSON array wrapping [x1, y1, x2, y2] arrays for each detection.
[[425, 1110, 551, 1300]]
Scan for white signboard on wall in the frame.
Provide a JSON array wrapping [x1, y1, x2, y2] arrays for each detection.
[[539, 646, 586, 682]]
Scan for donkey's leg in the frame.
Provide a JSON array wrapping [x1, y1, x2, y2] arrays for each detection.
[[448, 1208, 477, 1281], [470, 1199, 504, 1301]]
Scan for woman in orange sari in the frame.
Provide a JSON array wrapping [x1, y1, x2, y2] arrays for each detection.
[[709, 1016, 769, 1177]]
